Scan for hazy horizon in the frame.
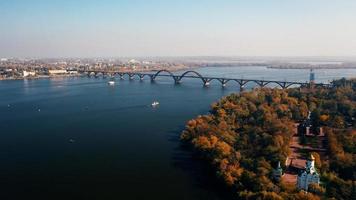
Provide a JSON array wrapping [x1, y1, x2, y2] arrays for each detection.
[[1, 0, 356, 58]]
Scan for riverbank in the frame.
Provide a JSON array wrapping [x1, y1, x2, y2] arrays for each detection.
[[0, 74, 82, 81], [0, 66, 200, 81], [267, 65, 356, 69]]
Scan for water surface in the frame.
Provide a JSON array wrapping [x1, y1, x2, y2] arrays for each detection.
[[0, 66, 355, 200]]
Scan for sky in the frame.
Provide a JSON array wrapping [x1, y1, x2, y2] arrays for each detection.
[[0, 0, 356, 58]]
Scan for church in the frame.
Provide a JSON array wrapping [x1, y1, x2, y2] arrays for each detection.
[[297, 154, 320, 191]]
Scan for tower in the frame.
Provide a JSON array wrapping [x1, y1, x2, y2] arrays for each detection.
[[273, 161, 283, 181], [310, 69, 315, 83], [309, 69, 315, 89]]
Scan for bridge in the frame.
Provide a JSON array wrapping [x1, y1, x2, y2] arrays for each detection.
[[80, 69, 331, 90]]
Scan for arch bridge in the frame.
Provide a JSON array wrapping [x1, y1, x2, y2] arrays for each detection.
[[80, 69, 330, 90]]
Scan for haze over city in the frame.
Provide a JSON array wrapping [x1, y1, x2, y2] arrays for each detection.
[[1, 0, 356, 58]]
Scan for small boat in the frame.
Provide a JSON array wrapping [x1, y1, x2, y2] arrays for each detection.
[[108, 80, 115, 85], [151, 101, 160, 107]]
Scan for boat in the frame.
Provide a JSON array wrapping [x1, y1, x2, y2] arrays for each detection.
[[151, 101, 160, 107], [108, 80, 115, 85]]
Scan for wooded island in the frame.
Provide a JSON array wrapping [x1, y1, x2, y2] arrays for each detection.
[[181, 78, 355, 200]]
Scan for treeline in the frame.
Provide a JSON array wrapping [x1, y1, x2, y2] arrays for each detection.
[[181, 79, 355, 199]]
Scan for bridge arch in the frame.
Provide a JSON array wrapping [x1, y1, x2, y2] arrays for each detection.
[[115, 73, 134, 79], [132, 73, 144, 79], [232, 79, 244, 85], [139, 74, 151, 79], [208, 78, 224, 84], [261, 81, 285, 89], [153, 70, 174, 77], [285, 82, 304, 89], [178, 70, 206, 84], [151, 69, 177, 82], [232, 79, 254, 87]]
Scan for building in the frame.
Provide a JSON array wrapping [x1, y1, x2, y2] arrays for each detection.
[[128, 59, 140, 64], [48, 69, 67, 75], [297, 154, 320, 191], [309, 69, 315, 83], [272, 161, 283, 181], [67, 70, 78, 74], [297, 111, 323, 136], [298, 111, 312, 135], [23, 70, 36, 77]]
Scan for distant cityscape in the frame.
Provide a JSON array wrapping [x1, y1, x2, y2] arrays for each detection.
[[1, 57, 356, 80], [0, 58, 192, 80]]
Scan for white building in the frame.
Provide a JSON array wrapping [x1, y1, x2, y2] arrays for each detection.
[[67, 70, 78, 74], [23, 70, 36, 77], [48, 69, 67, 75], [297, 154, 320, 191], [128, 59, 140, 64]]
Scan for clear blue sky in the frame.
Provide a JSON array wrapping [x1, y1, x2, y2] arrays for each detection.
[[1, 0, 356, 58]]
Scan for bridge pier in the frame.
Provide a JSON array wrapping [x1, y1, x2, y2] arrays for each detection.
[[221, 79, 228, 87], [117, 73, 124, 79], [256, 81, 270, 88], [240, 85, 245, 92], [281, 82, 287, 89], [129, 74, 134, 80], [173, 76, 181, 84], [257, 81, 264, 88], [202, 78, 211, 87]]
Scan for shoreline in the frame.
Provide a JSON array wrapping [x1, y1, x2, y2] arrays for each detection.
[[0, 74, 81, 81], [267, 66, 356, 69], [0, 66, 200, 82]]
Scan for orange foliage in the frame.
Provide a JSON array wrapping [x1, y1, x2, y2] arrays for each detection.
[[215, 141, 232, 157], [319, 114, 329, 122]]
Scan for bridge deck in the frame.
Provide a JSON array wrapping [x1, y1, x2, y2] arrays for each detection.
[[81, 70, 331, 88]]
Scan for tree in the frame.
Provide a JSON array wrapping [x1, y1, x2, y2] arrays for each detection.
[[311, 152, 322, 169], [308, 183, 325, 195], [181, 81, 356, 199]]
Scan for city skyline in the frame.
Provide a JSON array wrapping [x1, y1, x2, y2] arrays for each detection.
[[1, 0, 356, 58]]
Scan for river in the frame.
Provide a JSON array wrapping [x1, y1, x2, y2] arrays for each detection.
[[0, 66, 355, 200]]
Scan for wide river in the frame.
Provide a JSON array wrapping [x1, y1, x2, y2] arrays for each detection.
[[0, 66, 355, 200]]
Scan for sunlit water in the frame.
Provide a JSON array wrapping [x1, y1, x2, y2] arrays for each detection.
[[0, 66, 355, 200]]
